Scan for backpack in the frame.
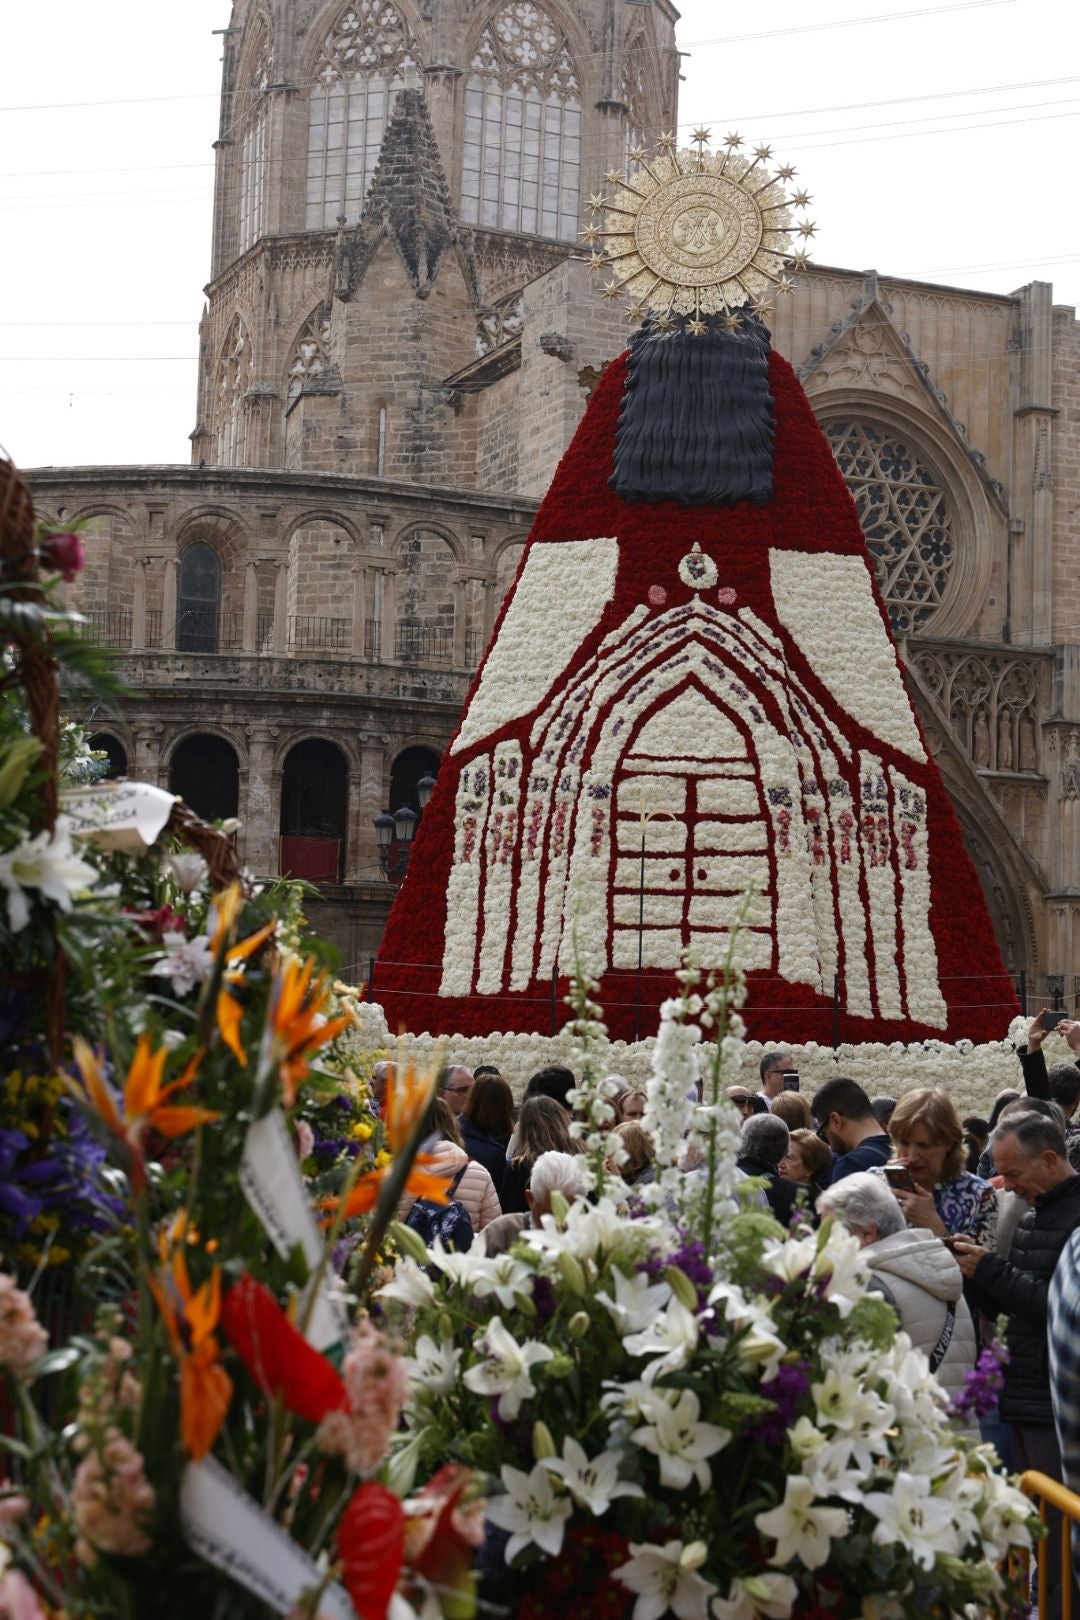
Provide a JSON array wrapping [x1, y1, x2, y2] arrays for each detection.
[[405, 1164, 474, 1253]]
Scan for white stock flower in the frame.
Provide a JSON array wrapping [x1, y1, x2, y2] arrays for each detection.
[[712, 1572, 799, 1620], [376, 1257, 436, 1309], [597, 1270, 672, 1336], [612, 1539, 717, 1620], [625, 1297, 699, 1378], [485, 1462, 572, 1563], [462, 1316, 553, 1419], [862, 1472, 958, 1569], [630, 1387, 730, 1490], [404, 1334, 461, 1396], [542, 1436, 644, 1515], [150, 930, 214, 996], [755, 1475, 849, 1569], [0, 816, 97, 932], [467, 1252, 535, 1311], [643, 1003, 701, 1171]]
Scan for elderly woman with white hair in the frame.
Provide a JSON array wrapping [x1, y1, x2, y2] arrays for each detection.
[[817, 1172, 977, 1397]]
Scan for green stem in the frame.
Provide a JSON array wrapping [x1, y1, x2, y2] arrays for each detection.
[[308, 1474, 351, 1556], [299, 1145, 364, 1341]]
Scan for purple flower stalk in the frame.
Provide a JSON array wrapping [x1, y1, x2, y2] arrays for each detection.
[[747, 1359, 811, 1444], [949, 1342, 1008, 1420]]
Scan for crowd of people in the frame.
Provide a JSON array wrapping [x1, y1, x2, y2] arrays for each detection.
[[371, 1012, 1080, 1617]]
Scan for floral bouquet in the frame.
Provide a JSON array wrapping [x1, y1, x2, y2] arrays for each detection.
[[380, 964, 1037, 1620]]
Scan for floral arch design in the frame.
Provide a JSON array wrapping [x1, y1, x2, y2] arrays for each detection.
[[305, 1, 422, 230], [823, 417, 955, 637], [461, 2, 582, 240]]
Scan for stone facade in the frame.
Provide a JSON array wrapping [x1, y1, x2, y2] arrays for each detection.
[[25, 0, 1080, 1001]]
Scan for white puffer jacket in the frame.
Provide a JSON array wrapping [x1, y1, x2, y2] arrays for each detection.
[[864, 1229, 977, 1400]]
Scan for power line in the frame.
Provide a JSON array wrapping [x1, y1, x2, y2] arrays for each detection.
[[679, 0, 1015, 47]]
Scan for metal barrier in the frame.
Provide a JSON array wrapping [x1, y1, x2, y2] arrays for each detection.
[[1021, 1470, 1080, 1620]]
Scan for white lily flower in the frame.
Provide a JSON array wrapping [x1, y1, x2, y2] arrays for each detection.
[[468, 1252, 535, 1311], [625, 1297, 699, 1377], [150, 930, 214, 996], [708, 1283, 787, 1381], [862, 1471, 958, 1570], [0, 816, 97, 932], [376, 1256, 436, 1309], [596, 1269, 672, 1335], [525, 1196, 627, 1261], [612, 1538, 717, 1620], [630, 1387, 730, 1490], [760, 1233, 818, 1283], [812, 1226, 868, 1318], [542, 1436, 643, 1515], [712, 1571, 799, 1620], [787, 1416, 828, 1462], [165, 852, 209, 893], [802, 1439, 866, 1504], [404, 1334, 461, 1396], [755, 1475, 849, 1569], [427, 1240, 485, 1289], [485, 1462, 572, 1563], [462, 1316, 554, 1419]]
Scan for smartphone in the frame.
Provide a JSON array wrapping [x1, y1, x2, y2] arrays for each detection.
[[883, 1164, 917, 1194], [782, 1071, 800, 1092], [1042, 1010, 1069, 1030]]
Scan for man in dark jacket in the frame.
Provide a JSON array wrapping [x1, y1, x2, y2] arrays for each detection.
[[1010, 1009, 1080, 1171], [736, 1113, 800, 1227], [811, 1077, 892, 1185], [954, 1111, 1080, 1620]]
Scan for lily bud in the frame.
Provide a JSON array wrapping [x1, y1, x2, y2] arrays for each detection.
[[439, 1312, 454, 1341], [514, 1291, 537, 1318], [557, 1252, 587, 1296], [681, 1541, 708, 1571], [567, 1310, 590, 1339], [532, 1420, 556, 1460], [390, 1221, 431, 1265], [549, 1190, 570, 1224], [665, 1265, 698, 1310], [546, 1354, 574, 1380]]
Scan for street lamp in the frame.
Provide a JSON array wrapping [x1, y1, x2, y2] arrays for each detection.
[[629, 787, 679, 1043], [373, 776, 435, 881]]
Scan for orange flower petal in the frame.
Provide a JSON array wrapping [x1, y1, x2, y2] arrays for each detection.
[[70, 1038, 123, 1136], [181, 1343, 233, 1461], [149, 1104, 221, 1139], [124, 1033, 168, 1121], [216, 990, 248, 1066], [226, 919, 277, 966]]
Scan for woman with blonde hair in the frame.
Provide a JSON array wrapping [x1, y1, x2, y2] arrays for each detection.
[[874, 1087, 998, 1248], [780, 1128, 832, 1201], [500, 1096, 581, 1213], [770, 1090, 812, 1132], [606, 1121, 654, 1186]]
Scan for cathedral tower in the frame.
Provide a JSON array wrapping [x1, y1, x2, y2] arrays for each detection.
[[191, 0, 681, 482]]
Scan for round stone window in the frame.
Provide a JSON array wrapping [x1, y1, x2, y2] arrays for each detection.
[[825, 419, 954, 636]]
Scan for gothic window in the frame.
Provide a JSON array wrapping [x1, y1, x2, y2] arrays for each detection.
[[238, 30, 272, 252], [461, 2, 582, 240], [824, 420, 954, 636], [213, 316, 251, 465], [177, 543, 221, 654], [305, 1, 421, 230], [286, 307, 333, 403]]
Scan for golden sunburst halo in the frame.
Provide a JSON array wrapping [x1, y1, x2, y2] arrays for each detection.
[[587, 132, 814, 333]]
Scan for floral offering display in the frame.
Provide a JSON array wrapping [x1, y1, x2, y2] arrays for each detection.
[[373, 319, 1016, 1047], [380, 959, 1037, 1620]]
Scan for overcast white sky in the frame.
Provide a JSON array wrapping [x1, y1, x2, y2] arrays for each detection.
[[1, 0, 1076, 470]]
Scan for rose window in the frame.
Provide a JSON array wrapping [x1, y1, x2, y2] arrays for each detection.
[[824, 420, 954, 636]]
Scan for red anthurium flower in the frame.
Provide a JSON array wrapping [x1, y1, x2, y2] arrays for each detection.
[[219, 1275, 346, 1425], [39, 530, 86, 581], [339, 1482, 406, 1620]]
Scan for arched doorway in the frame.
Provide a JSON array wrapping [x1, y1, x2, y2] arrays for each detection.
[[169, 735, 240, 823], [280, 739, 348, 883], [88, 733, 127, 779]]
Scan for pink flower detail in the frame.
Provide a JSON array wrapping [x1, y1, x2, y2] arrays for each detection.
[[71, 1430, 156, 1565], [647, 585, 667, 606], [716, 586, 737, 606], [0, 1276, 47, 1381], [316, 1319, 409, 1477]]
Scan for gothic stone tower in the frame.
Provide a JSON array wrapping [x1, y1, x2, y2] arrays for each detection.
[[191, 0, 680, 483]]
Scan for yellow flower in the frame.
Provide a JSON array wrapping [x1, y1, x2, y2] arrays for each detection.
[[350, 1120, 374, 1142], [374, 1148, 392, 1169]]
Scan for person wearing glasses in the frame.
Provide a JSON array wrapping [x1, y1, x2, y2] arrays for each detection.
[[758, 1051, 794, 1110], [441, 1064, 474, 1117], [725, 1086, 756, 1119]]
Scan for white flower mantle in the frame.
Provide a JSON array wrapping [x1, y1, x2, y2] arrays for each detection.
[[358, 998, 1038, 1114]]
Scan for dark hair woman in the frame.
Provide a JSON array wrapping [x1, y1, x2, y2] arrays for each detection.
[[460, 1073, 515, 1193]]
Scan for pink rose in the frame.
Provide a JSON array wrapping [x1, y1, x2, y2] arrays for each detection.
[[39, 531, 86, 582]]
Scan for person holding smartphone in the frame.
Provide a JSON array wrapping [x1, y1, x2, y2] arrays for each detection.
[[870, 1087, 998, 1250], [1013, 1009, 1080, 1173]]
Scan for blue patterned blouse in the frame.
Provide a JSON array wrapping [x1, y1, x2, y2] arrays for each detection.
[[870, 1167, 999, 1248]]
